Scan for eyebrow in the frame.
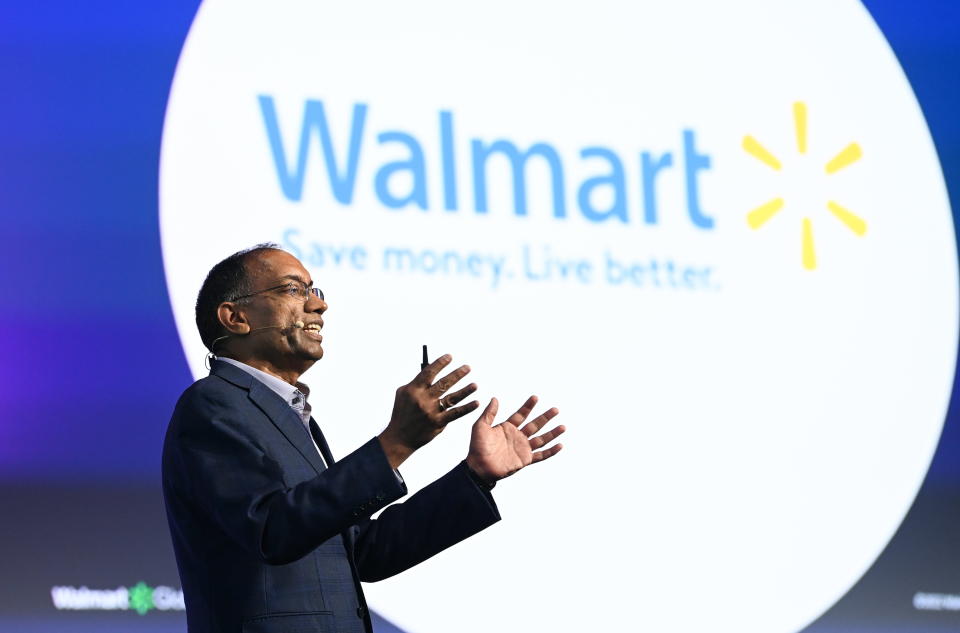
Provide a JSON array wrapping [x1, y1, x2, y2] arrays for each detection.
[[279, 274, 314, 286]]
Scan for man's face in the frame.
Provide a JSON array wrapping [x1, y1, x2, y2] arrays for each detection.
[[235, 250, 327, 373]]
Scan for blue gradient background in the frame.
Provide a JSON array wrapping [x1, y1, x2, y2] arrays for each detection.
[[0, 1, 958, 631]]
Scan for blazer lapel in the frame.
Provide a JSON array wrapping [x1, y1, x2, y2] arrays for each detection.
[[248, 381, 328, 476], [308, 418, 336, 467], [211, 360, 328, 476]]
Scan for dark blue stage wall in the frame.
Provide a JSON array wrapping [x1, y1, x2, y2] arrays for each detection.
[[1, 1, 959, 632]]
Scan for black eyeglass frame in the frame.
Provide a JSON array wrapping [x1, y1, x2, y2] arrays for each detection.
[[230, 280, 324, 303]]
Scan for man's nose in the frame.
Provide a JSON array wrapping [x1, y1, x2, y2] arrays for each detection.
[[306, 294, 327, 313]]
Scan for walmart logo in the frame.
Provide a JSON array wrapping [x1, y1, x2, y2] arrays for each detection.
[[258, 96, 871, 271], [50, 582, 184, 614], [128, 581, 155, 615], [743, 101, 867, 270], [258, 96, 716, 229]]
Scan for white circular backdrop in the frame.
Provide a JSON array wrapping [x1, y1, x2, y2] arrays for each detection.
[[160, 1, 957, 632]]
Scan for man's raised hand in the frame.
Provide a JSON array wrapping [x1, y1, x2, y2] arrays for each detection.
[[465, 396, 565, 484], [378, 354, 479, 469]]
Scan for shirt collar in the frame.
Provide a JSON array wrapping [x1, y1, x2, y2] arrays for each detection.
[[216, 357, 311, 418]]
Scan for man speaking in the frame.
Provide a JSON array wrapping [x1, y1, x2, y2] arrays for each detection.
[[162, 244, 565, 633]]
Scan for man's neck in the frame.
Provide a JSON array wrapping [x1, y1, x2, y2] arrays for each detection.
[[218, 352, 308, 386]]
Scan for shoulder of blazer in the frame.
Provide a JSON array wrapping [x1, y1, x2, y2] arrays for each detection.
[[208, 358, 259, 391], [167, 361, 260, 433]]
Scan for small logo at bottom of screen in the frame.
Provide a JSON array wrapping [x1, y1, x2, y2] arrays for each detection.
[[50, 582, 184, 615]]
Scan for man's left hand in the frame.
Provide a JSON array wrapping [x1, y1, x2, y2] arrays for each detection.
[[465, 396, 565, 484]]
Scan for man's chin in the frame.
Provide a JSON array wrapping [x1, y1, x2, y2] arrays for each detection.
[[298, 348, 323, 365]]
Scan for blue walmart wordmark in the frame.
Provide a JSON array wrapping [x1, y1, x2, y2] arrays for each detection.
[[258, 95, 715, 229]]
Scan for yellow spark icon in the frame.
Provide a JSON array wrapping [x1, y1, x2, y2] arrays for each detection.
[[743, 101, 867, 270]]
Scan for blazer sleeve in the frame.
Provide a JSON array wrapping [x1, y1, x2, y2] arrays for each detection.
[[163, 386, 407, 565], [350, 460, 502, 582]]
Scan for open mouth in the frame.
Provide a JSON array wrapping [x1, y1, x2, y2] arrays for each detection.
[[302, 323, 323, 340]]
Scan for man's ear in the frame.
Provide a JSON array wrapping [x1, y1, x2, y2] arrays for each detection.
[[217, 302, 252, 335]]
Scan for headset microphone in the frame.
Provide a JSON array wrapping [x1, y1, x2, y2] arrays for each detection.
[[207, 321, 310, 365], [247, 321, 305, 335]]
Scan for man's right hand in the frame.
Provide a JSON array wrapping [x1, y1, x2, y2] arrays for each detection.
[[378, 354, 479, 469]]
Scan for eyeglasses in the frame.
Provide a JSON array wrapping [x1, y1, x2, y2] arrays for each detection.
[[231, 280, 324, 303]]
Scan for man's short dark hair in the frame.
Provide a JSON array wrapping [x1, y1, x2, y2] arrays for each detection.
[[195, 243, 283, 351]]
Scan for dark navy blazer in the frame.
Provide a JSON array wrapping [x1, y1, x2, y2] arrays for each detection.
[[162, 360, 500, 633]]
